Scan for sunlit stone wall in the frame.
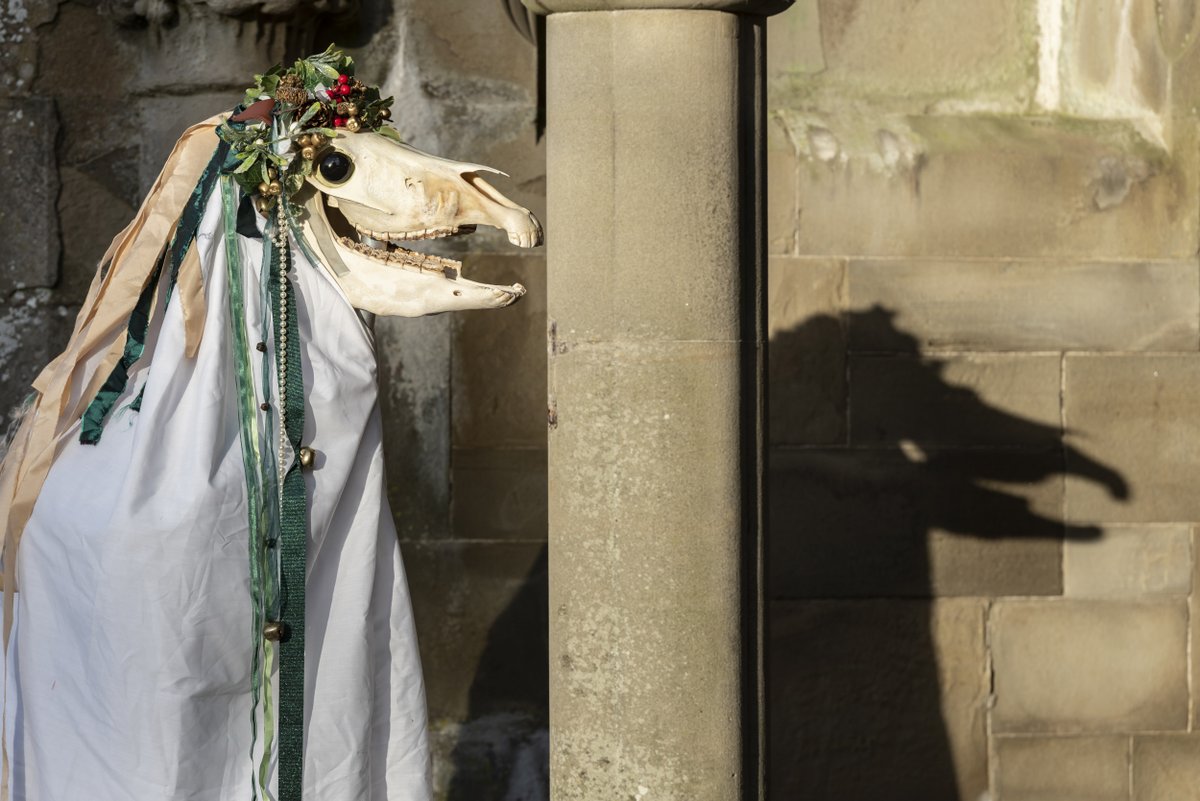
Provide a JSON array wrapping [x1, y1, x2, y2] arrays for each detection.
[[767, 1, 1200, 798]]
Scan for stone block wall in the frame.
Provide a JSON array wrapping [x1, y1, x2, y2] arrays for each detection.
[[767, 1, 1200, 798]]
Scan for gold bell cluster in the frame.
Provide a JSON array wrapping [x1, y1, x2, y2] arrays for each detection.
[[295, 131, 329, 163], [254, 166, 284, 214]]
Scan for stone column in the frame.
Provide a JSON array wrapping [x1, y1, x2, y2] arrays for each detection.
[[524, 2, 788, 798]]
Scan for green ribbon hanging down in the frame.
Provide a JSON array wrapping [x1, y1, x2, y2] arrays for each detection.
[[270, 201, 308, 801], [221, 177, 308, 801], [79, 138, 231, 445]]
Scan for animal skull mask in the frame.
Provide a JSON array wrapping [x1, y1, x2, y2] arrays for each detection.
[[298, 131, 542, 317]]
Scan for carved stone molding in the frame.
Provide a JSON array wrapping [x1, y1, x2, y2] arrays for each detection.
[[104, 0, 355, 25]]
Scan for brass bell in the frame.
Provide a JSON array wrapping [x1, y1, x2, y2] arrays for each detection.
[[379, 107, 391, 120], [263, 621, 287, 642], [254, 196, 272, 214], [298, 447, 315, 469], [301, 146, 315, 161], [268, 180, 283, 196], [345, 103, 358, 117], [257, 181, 270, 196], [345, 118, 361, 133]]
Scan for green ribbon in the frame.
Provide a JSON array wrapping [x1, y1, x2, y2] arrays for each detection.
[[270, 202, 308, 801], [78, 138, 230, 445], [78, 253, 163, 445], [219, 177, 273, 800]]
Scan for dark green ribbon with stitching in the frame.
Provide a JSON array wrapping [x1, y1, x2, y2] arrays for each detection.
[[79, 138, 231, 445], [270, 206, 307, 801], [78, 252, 163, 445]]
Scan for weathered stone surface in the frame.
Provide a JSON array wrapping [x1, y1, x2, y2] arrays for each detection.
[[452, 255, 547, 450], [105, 0, 351, 25], [124, 8, 289, 92], [401, 541, 548, 796], [451, 448, 547, 543], [995, 736, 1130, 801], [769, 599, 988, 801], [789, 116, 1197, 260], [0, 98, 59, 295], [770, 0, 1037, 109], [1065, 525, 1192, 598], [765, 0, 823, 80], [57, 164, 138, 302], [137, 94, 238, 195], [991, 600, 1189, 733], [848, 260, 1200, 352], [1132, 736, 1200, 801], [1064, 355, 1200, 523], [548, 339, 744, 800], [36, 5, 132, 146], [543, 10, 748, 345], [849, 354, 1061, 448], [1192, 531, 1200, 729], [0, 290, 77, 415], [767, 256, 845, 445], [767, 118, 798, 254], [377, 314, 451, 541], [769, 449, 1066, 599], [1059, 0, 1168, 132]]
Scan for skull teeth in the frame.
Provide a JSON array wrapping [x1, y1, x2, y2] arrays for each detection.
[[353, 225, 462, 241], [338, 235, 461, 273]]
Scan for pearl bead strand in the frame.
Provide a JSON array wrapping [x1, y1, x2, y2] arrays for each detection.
[[272, 201, 291, 504]]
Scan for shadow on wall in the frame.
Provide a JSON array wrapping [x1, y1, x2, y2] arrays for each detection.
[[767, 306, 1129, 801], [446, 547, 549, 801]]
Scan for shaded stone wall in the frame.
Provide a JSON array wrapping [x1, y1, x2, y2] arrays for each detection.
[[767, 0, 1200, 798]]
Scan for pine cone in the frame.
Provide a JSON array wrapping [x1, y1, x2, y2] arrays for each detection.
[[276, 74, 308, 106]]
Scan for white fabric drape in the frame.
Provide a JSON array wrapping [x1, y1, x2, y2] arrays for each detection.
[[4, 188, 431, 801]]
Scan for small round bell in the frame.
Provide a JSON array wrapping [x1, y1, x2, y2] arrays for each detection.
[[301, 146, 316, 161], [268, 180, 283, 196], [298, 447, 315, 469], [379, 107, 391, 120], [345, 117, 361, 133], [263, 621, 288, 642]]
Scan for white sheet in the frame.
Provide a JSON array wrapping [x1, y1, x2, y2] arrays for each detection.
[[5, 188, 431, 801]]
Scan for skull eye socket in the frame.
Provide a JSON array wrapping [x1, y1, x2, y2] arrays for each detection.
[[318, 151, 353, 184]]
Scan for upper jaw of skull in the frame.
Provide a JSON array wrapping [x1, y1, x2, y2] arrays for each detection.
[[304, 131, 543, 278]]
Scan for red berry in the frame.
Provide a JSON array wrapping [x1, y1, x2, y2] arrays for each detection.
[[333, 116, 346, 127], [339, 84, 353, 97], [337, 74, 349, 84]]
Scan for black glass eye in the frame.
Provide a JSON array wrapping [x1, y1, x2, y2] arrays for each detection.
[[318, 151, 353, 183]]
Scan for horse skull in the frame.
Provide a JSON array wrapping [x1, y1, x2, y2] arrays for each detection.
[[297, 130, 543, 317]]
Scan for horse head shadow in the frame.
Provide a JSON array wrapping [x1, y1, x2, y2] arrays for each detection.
[[768, 305, 1128, 801]]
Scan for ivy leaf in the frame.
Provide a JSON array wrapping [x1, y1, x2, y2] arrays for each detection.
[[376, 125, 403, 143], [298, 102, 321, 126], [233, 151, 261, 174]]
